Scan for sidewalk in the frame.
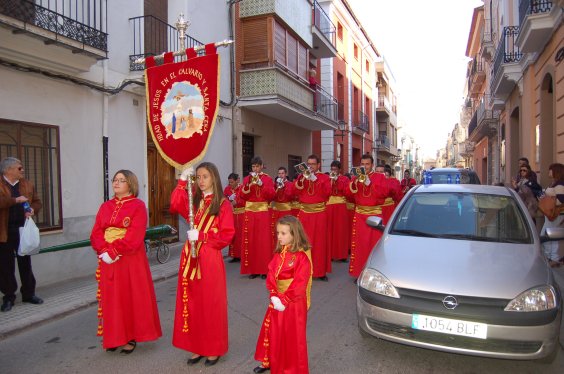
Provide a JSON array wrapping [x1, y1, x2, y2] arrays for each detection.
[[0, 243, 184, 339]]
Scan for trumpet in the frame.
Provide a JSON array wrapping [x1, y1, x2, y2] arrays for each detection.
[[358, 173, 367, 184], [329, 171, 338, 181], [276, 177, 285, 189], [302, 167, 312, 179]]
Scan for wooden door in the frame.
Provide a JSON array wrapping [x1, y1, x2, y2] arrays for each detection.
[[147, 145, 178, 241]]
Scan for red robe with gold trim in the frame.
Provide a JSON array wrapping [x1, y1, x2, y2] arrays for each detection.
[[240, 173, 275, 275], [271, 180, 295, 248], [345, 172, 391, 278], [327, 175, 350, 261], [294, 172, 331, 278], [224, 184, 244, 258], [255, 247, 312, 374], [170, 181, 235, 356], [90, 195, 162, 349], [381, 177, 402, 225]]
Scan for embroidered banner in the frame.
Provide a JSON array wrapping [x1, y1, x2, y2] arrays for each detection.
[[145, 46, 220, 168]]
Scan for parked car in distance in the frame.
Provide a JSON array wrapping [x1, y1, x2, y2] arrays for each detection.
[[422, 168, 481, 185], [357, 184, 562, 361]]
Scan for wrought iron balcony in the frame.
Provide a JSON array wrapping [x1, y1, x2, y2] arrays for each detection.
[[517, 0, 560, 54], [0, 0, 107, 56], [480, 18, 495, 60], [467, 58, 485, 97], [314, 86, 338, 122], [311, 0, 337, 58], [490, 26, 522, 100], [353, 110, 369, 132], [129, 15, 203, 71], [468, 97, 500, 141]]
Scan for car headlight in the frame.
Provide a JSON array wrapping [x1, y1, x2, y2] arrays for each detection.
[[504, 286, 558, 312], [359, 268, 399, 298]]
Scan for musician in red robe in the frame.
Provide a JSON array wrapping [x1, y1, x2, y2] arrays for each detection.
[[271, 167, 295, 248], [90, 170, 162, 353], [327, 160, 350, 261], [294, 155, 331, 280], [224, 173, 244, 262], [400, 169, 417, 195], [254, 216, 312, 374], [381, 165, 403, 225], [346, 155, 390, 279], [170, 163, 235, 367], [240, 156, 275, 278]]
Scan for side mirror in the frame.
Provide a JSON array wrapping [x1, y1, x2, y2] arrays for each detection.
[[366, 216, 384, 232], [540, 227, 564, 243]]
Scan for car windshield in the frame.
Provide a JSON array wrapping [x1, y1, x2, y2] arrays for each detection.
[[390, 192, 532, 244], [428, 171, 480, 184]]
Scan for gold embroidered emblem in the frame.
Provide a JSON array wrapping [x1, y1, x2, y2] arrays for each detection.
[[288, 255, 296, 267], [123, 217, 131, 227]]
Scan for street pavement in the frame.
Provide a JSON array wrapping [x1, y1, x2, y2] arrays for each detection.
[[0, 244, 563, 373]]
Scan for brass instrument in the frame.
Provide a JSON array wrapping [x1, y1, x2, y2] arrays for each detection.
[[294, 162, 312, 179], [303, 167, 312, 179], [329, 171, 338, 181], [350, 166, 367, 184], [276, 177, 285, 190]]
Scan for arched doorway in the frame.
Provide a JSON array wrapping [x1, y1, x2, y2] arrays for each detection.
[[539, 73, 554, 187]]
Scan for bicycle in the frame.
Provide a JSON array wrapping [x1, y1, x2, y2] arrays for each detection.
[[145, 239, 171, 264]]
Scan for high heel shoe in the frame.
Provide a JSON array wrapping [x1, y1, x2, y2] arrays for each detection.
[[120, 340, 136, 354], [187, 355, 203, 365]]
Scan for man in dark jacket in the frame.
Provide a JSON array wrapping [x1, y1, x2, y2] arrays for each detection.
[[0, 157, 43, 312]]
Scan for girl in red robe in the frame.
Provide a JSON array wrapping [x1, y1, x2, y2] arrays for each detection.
[[170, 162, 235, 367], [90, 170, 162, 353], [254, 215, 312, 374]]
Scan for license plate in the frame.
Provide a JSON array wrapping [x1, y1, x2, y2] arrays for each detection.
[[412, 313, 487, 339]]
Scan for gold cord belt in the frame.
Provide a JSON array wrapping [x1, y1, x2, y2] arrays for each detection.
[[300, 202, 326, 213], [245, 201, 269, 212], [355, 204, 382, 215], [272, 202, 292, 211]]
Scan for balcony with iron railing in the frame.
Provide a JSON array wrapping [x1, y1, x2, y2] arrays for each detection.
[[490, 26, 522, 100], [480, 18, 495, 59], [129, 15, 203, 71], [311, 0, 337, 58], [467, 58, 485, 97], [376, 94, 397, 125], [517, 0, 560, 54], [352, 110, 369, 133], [314, 86, 338, 123], [0, 0, 107, 58], [468, 96, 500, 141]]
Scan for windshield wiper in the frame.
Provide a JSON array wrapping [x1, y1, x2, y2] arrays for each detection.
[[391, 229, 439, 238]]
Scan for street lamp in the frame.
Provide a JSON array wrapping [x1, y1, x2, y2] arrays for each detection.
[[334, 120, 349, 140]]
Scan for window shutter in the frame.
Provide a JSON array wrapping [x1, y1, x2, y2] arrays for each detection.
[[298, 43, 307, 79], [274, 21, 286, 65], [287, 34, 297, 74], [242, 18, 268, 63]]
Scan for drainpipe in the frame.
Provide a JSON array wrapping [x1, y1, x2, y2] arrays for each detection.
[[102, 59, 109, 201]]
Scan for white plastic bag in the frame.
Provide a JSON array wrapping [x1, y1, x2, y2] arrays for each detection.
[[18, 217, 40, 256]]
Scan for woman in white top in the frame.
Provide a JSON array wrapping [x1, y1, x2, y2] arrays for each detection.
[[541, 163, 564, 267]]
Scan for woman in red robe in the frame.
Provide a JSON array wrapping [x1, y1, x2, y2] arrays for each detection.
[[254, 215, 312, 374], [170, 162, 235, 367], [90, 170, 162, 353]]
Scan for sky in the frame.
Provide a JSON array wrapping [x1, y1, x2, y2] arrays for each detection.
[[347, 0, 484, 159]]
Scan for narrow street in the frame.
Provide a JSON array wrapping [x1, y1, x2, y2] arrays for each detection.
[[0, 257, 562, 374]]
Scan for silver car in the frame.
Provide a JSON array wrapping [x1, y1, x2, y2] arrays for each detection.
[[357, 184, 562, 360]]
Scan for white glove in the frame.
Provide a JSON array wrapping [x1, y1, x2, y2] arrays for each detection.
[[256, 178, 263, 186], [98, 252, 115, 264], [180, 166, 194, 181], [363, 177, 371, 186], [229, 193, 236, 201], [270, 296, 286, 312], [276, 177, 282, 184], [308, 173, 317, 182], [187, 229, 199, 241]]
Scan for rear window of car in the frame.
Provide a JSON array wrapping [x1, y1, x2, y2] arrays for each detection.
[[390, 192, 532, 244]]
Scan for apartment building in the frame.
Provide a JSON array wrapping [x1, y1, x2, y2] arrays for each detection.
[[0, 0, 233, 284], [464, 0, 563, 186]]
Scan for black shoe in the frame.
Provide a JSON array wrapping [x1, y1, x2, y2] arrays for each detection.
[[106, 347, 118, 352], [204, 357, 220, 366], [260, 274, 267, 279], [315, 276, 329, 281], [249, 274, 259, 279], [187, 355, 203, 365], [228, 257, 240, 263], [338, 258, 348, 263], [1, 300, 14, 312], [254, 366, 270, 373], [120, 340, 136, 354], [22, 295, 43, 304]]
